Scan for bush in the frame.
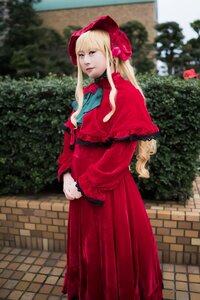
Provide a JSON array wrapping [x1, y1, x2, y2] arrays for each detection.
[[0, 75, 76, 193], [134, 75, 200, 201], [0, 75, 199, 200]]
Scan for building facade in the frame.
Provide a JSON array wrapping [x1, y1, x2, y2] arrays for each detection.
[[34, 0, 157, 42]]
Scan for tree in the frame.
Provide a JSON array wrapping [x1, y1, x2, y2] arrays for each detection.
[[63, 25, 81, 76], [0, 0, 69, 77], [120, 20, 154, 73], [190, 20, 200, 38], [155, 22, 184, 75], [181, 20, 200, 73]]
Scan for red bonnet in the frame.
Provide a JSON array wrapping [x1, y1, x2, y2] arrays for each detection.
[[68, 15, 132, 65]]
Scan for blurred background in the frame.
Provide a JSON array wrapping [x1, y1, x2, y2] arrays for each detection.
[[0, 0, 200, 78]]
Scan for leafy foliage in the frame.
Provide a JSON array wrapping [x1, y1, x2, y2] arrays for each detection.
[[190, 20, 200, 38], [0, 0, 69, 77], [181, 20, 200, 73], [133, 75, 200, 201], [63, 25, 81, 76], [0, 75, 76, 193], [0, 76, 200, 201], [120, 20, 154, 74], [155, 22, 184, 75], [155, 20, 200, 76]]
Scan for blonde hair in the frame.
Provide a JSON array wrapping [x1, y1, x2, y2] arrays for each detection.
[[71, 29, 157, 178]]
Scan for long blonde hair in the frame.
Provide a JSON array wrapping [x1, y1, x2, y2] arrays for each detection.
[[71, 29, 157, 178]]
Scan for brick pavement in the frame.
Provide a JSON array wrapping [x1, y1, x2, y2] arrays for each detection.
[[0, 247, 66, 300], [0, 246, 199, 300]]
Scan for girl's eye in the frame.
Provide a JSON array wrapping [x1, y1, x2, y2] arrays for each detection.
[[78, 53, 84, 57], [89, 51, 96, 55]]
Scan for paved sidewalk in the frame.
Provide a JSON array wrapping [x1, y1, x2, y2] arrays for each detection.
[[0, 246, 199, 300], [0, 247, 66, 300]]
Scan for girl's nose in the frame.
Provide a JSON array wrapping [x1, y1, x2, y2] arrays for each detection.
[[83, 54, 90, 65]]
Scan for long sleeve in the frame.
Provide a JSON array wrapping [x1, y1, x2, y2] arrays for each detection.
[[58, 131, 73, 181], [77, 140, 137, 206]]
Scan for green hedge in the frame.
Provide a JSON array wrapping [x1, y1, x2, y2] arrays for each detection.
[[0, 75, 77, 194], [0, 75, 200, 200], [135, 75, 200, 201]]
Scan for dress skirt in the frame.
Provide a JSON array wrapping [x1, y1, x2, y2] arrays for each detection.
[[62, 143, 163, 300]]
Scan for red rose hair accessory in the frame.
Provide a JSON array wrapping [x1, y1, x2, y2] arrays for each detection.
[[68, 15, 132, 65], [183, 69, 199, 80], [111, 29, 132, 61]]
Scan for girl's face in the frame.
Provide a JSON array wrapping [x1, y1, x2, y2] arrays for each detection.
[[78, 49, 107, 79]]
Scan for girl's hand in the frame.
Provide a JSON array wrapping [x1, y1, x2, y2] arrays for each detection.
[[63, 173, 82, 200]]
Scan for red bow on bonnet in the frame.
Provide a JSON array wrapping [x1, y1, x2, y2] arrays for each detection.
[[68, 15, 132, 65]]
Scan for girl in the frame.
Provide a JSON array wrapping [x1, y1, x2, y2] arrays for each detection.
[[58, 15, 163, 300]]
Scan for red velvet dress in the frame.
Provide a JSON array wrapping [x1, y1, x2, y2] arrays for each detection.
[[58, 72, 163, 300]]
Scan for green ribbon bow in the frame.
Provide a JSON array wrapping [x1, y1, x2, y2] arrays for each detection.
[[72, 88, 103, 126]]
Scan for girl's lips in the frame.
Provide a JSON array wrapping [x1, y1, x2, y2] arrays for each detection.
[[86, 68, 94, 71]]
